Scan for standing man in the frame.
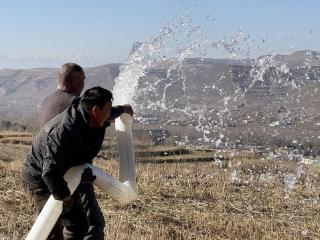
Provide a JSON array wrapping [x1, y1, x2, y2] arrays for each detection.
[[39, 63, 85, 126], [22, 87, 133, 239]]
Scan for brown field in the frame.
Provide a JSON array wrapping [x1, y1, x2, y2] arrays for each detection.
[[0, 131, 320, 239]]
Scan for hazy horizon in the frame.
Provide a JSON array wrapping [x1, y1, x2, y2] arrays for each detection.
[[0, 0, 319, 69]]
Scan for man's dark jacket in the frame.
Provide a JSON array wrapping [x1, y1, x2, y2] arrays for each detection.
[[21, 99, 124, 200]]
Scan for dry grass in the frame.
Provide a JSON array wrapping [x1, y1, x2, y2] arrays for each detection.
[[0, 131, 320, 239], [0, 131, 33, 151], [0, 131, 33, 137]]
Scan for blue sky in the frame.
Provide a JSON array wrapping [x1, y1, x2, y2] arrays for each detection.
[[0, 0, 319, 68]]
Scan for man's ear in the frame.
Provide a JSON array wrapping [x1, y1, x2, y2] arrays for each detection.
[[91, 105, 99, 117]]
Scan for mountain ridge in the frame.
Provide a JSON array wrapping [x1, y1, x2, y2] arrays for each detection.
[[0, 50, 319, 116]]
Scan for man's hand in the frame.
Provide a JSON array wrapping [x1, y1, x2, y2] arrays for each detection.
[[123, 104, 134, 116], [63, 195, 72, 202], [81, 167, 96, 183], [62, 195, 73, 215]]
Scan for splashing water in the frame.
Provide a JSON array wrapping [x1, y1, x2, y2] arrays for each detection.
[[284, 163, 304, 199], [231, 169, 240, 183], [113, 12, 251, 144], [113, 11, 320, 158], [111, 11, 320, 204]]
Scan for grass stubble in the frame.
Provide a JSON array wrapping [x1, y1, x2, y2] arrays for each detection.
[[0, 131, 320, 239]]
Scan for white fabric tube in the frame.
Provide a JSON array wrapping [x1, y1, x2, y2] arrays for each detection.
[[26, 164, 137, 240], [25, 165, 84, 240], [115, 113, 137, 191], [25, 197, 62, 240], [89, 164, 137, 204]]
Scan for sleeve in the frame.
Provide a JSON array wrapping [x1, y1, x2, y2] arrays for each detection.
[[109, 106, 125, 121], [42, 128, 74, 200], [71, 96, 81, 106]]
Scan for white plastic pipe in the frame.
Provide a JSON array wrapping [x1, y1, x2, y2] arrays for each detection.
[[26, 114, 137, 240], [115, 113, 137, 191], [26, 164, 137, 240], [25, 165, 84, 240]]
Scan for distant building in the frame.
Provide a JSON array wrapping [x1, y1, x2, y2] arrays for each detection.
[[277, 106, 287, 113], [135, 115, 158, 124], [149, 128, 169, 144]]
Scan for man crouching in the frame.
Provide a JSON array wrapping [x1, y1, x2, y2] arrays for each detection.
[[21, 86, 133, 239]]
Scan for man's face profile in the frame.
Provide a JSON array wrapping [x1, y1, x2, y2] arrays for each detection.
[[91, 100, 112, 128]]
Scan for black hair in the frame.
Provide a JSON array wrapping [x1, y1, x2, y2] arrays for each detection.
[[80, 86, 113, 111]]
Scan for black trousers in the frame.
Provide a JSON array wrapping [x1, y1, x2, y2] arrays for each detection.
[[78, 182, 105, 240], [23, 182, 105, 240]]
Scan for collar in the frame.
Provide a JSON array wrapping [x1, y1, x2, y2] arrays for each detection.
[[77, 104, 88, 123], [56, 88, 79, 96]]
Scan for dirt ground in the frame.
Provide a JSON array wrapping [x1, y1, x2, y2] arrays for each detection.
[[0, 131, 320, 239]]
